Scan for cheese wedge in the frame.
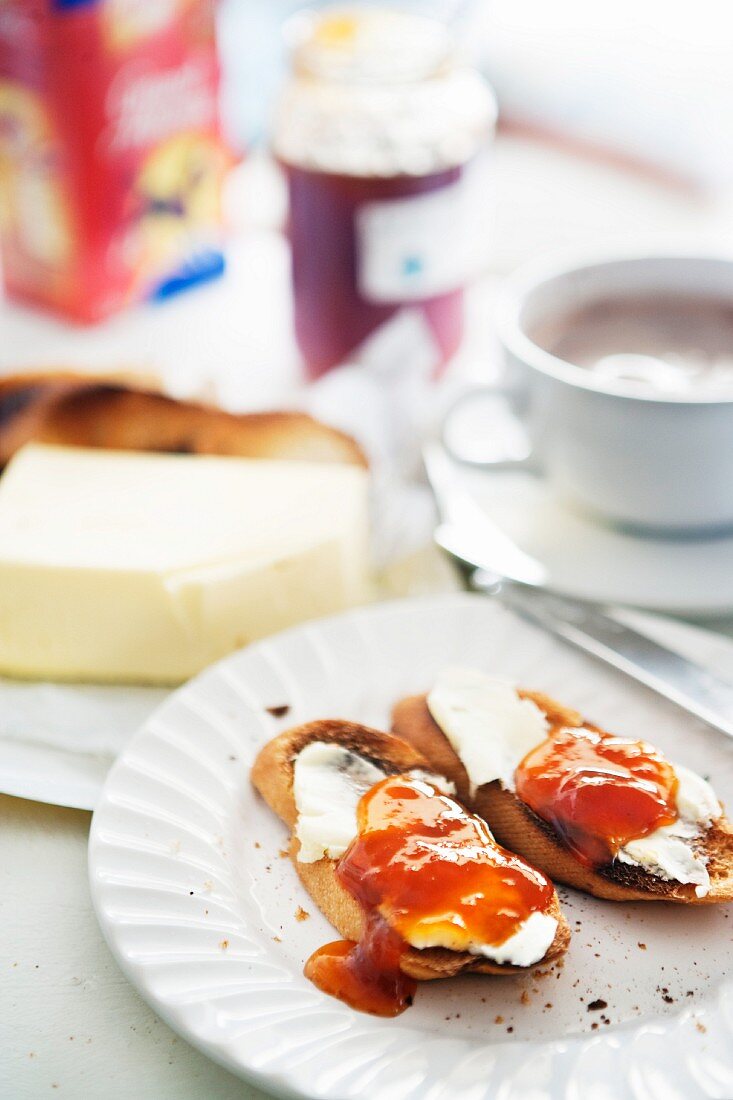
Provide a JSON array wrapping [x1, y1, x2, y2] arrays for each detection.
[[0, 444, 370, 684]]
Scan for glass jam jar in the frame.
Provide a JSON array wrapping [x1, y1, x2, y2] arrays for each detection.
[[273, 7, 497, 380]]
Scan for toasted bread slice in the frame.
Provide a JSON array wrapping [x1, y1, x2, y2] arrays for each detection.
[[392, 693, 733, 904], [0, 372, 366, 468], [251, 719, 570, 981]]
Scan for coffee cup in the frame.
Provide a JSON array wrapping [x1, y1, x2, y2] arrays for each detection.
[[453, 252, 733, 535]]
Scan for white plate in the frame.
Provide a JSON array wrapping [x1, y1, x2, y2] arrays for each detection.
[[459, 464, 733, 616], [88, 594, 733, 1099]]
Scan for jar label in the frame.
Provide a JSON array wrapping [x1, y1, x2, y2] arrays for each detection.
[[355, 153, 492, 303]]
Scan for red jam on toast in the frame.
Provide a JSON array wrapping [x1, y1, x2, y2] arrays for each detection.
[[305, 773, 556, 1016], [515, 725, 679, 868]]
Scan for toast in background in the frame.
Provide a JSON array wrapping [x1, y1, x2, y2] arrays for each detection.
[[0, 372, 366, 468], [392, 684, 733, 904]]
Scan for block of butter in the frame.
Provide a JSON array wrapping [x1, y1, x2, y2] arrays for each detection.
[[0, 445, 370, 684]]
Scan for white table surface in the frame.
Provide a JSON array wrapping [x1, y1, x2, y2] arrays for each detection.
[[2, 136, 732, 1099]]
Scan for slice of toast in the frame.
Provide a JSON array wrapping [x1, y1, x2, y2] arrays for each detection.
[[392, 693, 733, 904], [0, 372, 367, 468], [251, 719, 570, 981]]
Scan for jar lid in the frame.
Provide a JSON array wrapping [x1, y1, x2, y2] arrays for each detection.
[[275, 8, 497, 178], [288, 7, 453, 85]]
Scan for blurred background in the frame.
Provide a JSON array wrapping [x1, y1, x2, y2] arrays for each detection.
[[1, 0, 732, 412]]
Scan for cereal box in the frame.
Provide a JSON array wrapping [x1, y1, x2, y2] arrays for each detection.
[[0, 0, 229, 321]]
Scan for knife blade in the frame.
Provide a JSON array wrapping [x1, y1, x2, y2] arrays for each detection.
[[424, 442, 733, 739]]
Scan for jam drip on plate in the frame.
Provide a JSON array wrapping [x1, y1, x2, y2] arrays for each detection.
[[305, 912, 416, 1018], [304, 774, 555, 1016], [515, 725, 679, 867]]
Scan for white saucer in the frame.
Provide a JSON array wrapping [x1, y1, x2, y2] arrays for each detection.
[[458, 465, 733, 617]]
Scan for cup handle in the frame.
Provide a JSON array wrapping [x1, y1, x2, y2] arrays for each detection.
[[442, 384, 535, 469]]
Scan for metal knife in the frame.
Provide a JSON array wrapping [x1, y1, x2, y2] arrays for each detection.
[[423, 441, 733, 739]]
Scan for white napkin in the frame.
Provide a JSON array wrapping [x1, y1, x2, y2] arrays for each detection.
[[0, 679, 168, 810]]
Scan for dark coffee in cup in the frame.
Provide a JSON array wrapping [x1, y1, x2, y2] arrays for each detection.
[[529, 292, 733, 395]]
